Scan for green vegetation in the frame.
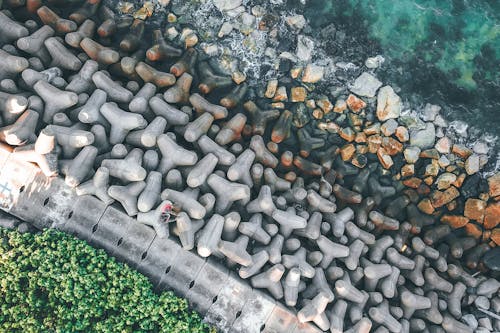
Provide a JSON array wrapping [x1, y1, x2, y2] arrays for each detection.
[[0, 228, 214, 333]]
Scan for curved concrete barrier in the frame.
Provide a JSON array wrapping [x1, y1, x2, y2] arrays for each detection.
[[0, 143, 321, 333]]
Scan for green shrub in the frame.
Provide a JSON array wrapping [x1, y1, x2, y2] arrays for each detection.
[[0, 228, 215, 333]]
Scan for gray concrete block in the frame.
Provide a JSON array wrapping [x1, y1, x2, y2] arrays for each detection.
[[262, 303, 298, 333], [231, 289, 276, 333], [111, 219, 156, 268], [186, 258, 230, 314], [89, 206, 134, 254], [292, 322, 324, 333], [205, 272, 254, 332], [158, 248, 206, 297], [8, 173, 76, 229], [56, 195, 108, 241], [137, 237, 182, 286]]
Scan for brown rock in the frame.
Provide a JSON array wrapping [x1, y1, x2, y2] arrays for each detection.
[[306, 99, 316, 109], [484, 202, 500, 229], [403, 177, 423, 189], [452, 173, 466, 188], [352, 154, 367, 168], [377, 147, 394, 169], [424, 176, 434, 186], [340, 127, 356, 142], [312, 109, 324, 119], [401, 164, 415, 178], [346, 94, 366, 113], [317, 98, 333, 114], [273, 86, 288, 102], [435, 137, 451, 154], [271, 102, 285, 109], [424, 160, 440, 177], [465, 223, 483, 239], [334, 99, 347, 113], [488, 173, 500, 198], [357, 145, 368, 154], [340, 144, 356, 161], [302, 64, 324, 83], [290, 87, 307, 102], [418, 198, 435, 215], [355, 132, 367, 143], [441, 215, 470, 229], [464, 199, 487, 222], [290, 66, 303, 79], [436, 172, 457, 190], [381, 137, 403, 155], [364, 123, 381, 136], [452, 144, 473, 159], [491, 228, 500, 245], [367, 135, 382, 154], [417, 184, 431, 196], [395, 126, 409, 142], [431, 186, 460, 208], [265, 79, 278, 98], [420, 149, 440, 159], [446, 200, 458, 211]]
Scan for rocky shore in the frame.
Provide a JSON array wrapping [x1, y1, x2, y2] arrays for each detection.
[[0, 0, 499, 332]]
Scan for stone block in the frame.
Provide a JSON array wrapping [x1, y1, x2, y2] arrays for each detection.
[[158, 248, 206, 297], [111, 219, 156, 268], [262, 303, 298, 333], [186, 258, 229, 314], [137, 237, 182, 286], [205, 271, 253, 332], [230, 289, 276, 333], [56, 195, 108, 241], [89, 206, 134, 254]]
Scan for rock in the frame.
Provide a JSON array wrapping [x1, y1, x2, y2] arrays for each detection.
[[285, 15, 306, 30], [380, 119, 398, 136], [410, 123, 436, 149], [365, 55, 385, 69], [334, 99, 347, 113], [377, 148, 394, 169], [349, 72, 382, 98], [464, 198, 487, 222], [438, 155, 450, 168], [433, 114, 448, 128], [403, 177, 422, 189], [401, 164, 414, 177], [491, 228, 500, 246], [301, 64, 324, 83], [450, 120, 468, 137], [214, 0, 242, 11], [435, 137, 451, 154], [339, 127, 355, 142], [273, 86, 287, 102], [441, 215, 470, 229], [430, 186, 460, 208], [346, 94, 366, 113], [436, 173, 457, 190], [218, 22, 234, 38], [265, 79, 278, 99], [376, 86, 402, 121], [316, 98, 333, 114], [465, 154, 480, 175], [399, 115, 426, 131], [461, 174, 481, 199], [404, 146, 421, 164], [296, 35, 314, 62], [424, 160, 439, 177], [418, 198, 435, 214], [488, 173, 500, 197], [422, 103, 441, 122], [482, 247, 500, 271], [291, 87, 307, 102], [395, 126, 409, 142], [484, 202, 500, 229], [473, 141, 489, 155], [340, 144, 355, 161], [452, 144, 473, 159]]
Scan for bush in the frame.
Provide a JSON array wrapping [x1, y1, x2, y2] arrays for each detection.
[[0, 228, 214, 333]]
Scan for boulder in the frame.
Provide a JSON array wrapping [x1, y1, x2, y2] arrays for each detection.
[[349, 72, 382, 98], [410, 123, 436, 149], [376, 86, 401, 121]]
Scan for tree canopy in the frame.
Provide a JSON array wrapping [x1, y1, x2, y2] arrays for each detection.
[[0, 227, 214, 333]]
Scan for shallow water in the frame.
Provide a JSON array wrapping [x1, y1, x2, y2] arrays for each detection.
[[301, 0, 500, 136]]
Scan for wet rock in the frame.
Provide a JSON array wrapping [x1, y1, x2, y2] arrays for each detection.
[[435, 136, 451, 154], [461, 174, 481, 199], [465, 154, 480, 175], [404, 146, 421, 164], [214, 0, 243, 11], [430, 186, 460, 208], [395, 126, 409, 142], [285, 15, 306, 31], [365, 55, 385, 69], [441, 215, 470, 229], [488, 172, 500, 197], [376, 86, 402, 121], [464, 198, 486, 222], [296, 35, 314, 62], [301, 64, 324, 83], [482, 247, 500, 271], [483, 202, 500, 229], [410, 123, 436, 149], [349, 72, 382, 98], [436, 172, 457, 190], [346, 94, 366, 113], [422, 103, 441, 122]]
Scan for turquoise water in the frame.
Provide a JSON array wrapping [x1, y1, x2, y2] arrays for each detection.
[[302, 0, 500, 135]]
